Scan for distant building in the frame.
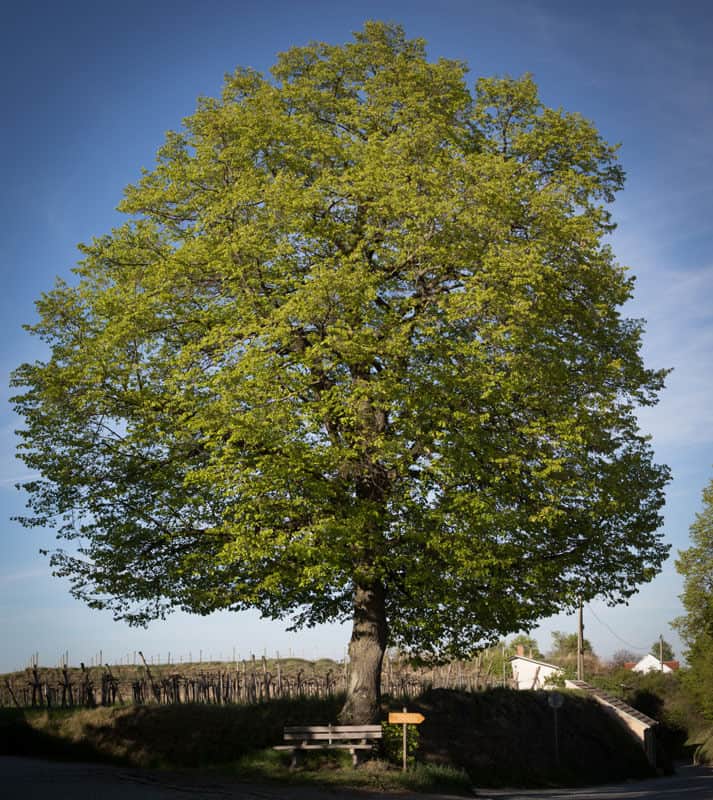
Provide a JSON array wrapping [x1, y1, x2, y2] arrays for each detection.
[[509, 647, 564, 690], [623, 654, 680, 674]]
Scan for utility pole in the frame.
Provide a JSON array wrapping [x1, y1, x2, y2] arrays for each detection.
[[659, 634, 664, 672], [577, 601, 584, 681]]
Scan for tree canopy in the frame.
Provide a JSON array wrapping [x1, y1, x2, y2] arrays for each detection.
[[676, 479, 713, 643], [674, 477, 713, 715], [610, 648, 639, 668], [12, 22, 669, 721], [651, 638, 674, 662], [549, 631, 594, 658], [509, 634, 543, 659]]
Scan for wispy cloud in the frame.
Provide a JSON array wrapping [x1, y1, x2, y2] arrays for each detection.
[[0, 568, 49, 585], [627, 257, 713, 448]]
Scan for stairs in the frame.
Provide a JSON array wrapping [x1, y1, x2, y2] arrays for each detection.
[[565, 679, 658, 727]]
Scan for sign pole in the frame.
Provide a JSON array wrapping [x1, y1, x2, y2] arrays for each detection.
[[548, 692, 564, 768], [402, 706, 408, 771], [553, 704, 559, 767], [387, 709, 426, 772]]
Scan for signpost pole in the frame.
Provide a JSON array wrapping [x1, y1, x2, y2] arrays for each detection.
[[553, 705, 559, 767], [402, 706, 407, 771], [387, 709, 426, 772], [548, 692, 564, 769]]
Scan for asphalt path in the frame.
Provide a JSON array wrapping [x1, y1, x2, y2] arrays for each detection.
[[2, 757, 713, 800], [475, 764, 713, 799]]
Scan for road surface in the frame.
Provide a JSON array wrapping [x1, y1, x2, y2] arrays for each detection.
[[476, 764, 713, 799], [2, 757, 713, 799]]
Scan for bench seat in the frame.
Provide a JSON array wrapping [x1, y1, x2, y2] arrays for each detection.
[[275, 724, 382, 767]]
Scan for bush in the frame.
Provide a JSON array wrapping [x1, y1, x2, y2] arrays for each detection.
[[381, 721, 419, 767], [591, 669, 706, 767]]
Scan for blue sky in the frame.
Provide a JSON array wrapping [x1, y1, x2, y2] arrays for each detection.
[[1, 0, 712, 671]]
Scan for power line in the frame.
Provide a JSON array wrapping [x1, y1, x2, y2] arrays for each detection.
[[585, 604, 650, 652]]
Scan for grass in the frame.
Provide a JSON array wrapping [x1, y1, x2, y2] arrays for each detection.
[[414, 686, 653, 788], [0, 700, 473, 795], [0, 696, 342, 768], [0, 686, 661, 793], [230, 749, 472, 794]]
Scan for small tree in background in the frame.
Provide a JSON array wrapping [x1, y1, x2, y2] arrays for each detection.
[[472, 636, 542, 685], [651, 639, 675, 662], [610, 648, 640, 669], [549, 631, 594, 659], [509, 634, 543, 659], [547, 631, 603, 676]]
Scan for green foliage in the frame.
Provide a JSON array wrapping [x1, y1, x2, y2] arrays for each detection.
[[12, 21, 669, 660], [588, 666, 638, 695], [676, 479, 713, 641], [590, 668, 708, 769], [624, 671, 701, 766], [680, 632, 713, 720], [651, 638, 674, 661], [381, 720, 419, 767], [675, 478, 713, 719], [509, 634, 543, 659], [397, 763, 472, 794], [468, 635, 543, 684], [549, 631, 594, 657]]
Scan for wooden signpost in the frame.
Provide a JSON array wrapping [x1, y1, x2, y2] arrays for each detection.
[[388, 708, 426, 771]]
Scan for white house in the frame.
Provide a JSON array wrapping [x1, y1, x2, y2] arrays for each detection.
[[509, 653, 564, 690], [627, 653, 679, 674]]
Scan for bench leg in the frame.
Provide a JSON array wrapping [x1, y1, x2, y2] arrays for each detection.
[[290, 749, 303, 770]]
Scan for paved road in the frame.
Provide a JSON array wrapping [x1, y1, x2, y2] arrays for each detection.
[[3, 757, 713, 800], [476, 764, 713, 799], [2, 757, 454, 800]]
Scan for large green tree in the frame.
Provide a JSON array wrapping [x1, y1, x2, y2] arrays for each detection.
[[12, 23, 669, 722], [675, 478, 713, 716], [676, 480, 713, 641]]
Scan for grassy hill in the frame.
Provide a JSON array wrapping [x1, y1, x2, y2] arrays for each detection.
[[0, 686, 654, 792], [415, 687, 651, 787]]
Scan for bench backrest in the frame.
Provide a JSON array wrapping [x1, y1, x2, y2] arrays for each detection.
[[283, 724, 382, 741]]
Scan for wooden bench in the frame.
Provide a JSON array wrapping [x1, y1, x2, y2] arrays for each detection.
[[274, 724, 382, 767]]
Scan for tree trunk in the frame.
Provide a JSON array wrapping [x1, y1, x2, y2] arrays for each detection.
[[339, 579, 387, 724]]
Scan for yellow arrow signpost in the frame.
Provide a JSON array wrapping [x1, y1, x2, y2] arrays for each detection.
[[388, 708, 426, 771], [388, 712, 425, 724]]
